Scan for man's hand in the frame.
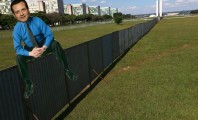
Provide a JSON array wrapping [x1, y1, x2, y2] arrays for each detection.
[[29, 47, 45, 58], [40, 45, 47, 56]]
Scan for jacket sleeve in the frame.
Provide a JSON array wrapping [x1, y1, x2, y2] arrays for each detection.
[[13, 25, 29, 56], [37, 17, 54, 47]]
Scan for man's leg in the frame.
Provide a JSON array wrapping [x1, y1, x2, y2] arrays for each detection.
[[16, 55, 34, 99], [48, 40, 77, 80]]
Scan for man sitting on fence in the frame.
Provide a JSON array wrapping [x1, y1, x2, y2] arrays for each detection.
[[10, 0, 77, 99]]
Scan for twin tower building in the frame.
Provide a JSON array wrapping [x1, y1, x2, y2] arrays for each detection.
[[156, 0, 163, 17]]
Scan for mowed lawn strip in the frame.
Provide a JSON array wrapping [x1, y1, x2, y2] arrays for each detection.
[[61, 17, 198, 120]]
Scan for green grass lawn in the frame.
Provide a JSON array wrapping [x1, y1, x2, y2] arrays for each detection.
[[58, 16, 198, 119], [0, 20, 144, 70]]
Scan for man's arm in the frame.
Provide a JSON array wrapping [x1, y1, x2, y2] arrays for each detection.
[[37, 17, 54, 48], [13, 28, 29, 56]]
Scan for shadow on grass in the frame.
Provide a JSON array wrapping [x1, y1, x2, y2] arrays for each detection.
[[55, 42, 137, 120]]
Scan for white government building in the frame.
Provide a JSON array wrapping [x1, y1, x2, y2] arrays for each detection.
[[88, 6, 101, 16], [64, 4, 118, 16]]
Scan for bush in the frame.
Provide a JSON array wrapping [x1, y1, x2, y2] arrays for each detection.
[[114, 16, 122, 24]]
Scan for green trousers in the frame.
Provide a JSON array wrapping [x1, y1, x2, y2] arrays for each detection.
[[16, 40, 73, 85]]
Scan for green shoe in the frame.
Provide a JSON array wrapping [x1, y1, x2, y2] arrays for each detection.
[[65, 68, 77, 81], [24, 83, 34, 99]]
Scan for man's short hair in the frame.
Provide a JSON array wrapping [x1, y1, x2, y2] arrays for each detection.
[[10, 0, 29, 13]]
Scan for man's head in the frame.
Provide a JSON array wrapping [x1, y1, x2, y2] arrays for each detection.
[[11, 0, 30, 22]]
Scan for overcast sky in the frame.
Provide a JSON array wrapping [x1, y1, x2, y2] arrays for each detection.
[[64, 0, 198, 15]]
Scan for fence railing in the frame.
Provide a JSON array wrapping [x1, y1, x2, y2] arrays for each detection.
[[0, 18, 158, 120]]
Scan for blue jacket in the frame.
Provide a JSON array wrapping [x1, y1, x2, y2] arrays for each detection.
[[12, 16, 54, 56]]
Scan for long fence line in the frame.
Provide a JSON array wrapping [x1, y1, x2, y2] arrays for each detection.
[[0, 18, 158, 120], [51, 21, 113, 31]]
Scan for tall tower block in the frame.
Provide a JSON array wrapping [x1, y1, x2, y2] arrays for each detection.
[[159, 0, 162, 17], [156, 0, 159, 17]]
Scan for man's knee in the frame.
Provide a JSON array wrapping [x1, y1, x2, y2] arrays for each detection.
[[16, 55, 24, 61], [50, 40, 63, 51], [51, 40, 61, 48], [16, 55, 31, 62]]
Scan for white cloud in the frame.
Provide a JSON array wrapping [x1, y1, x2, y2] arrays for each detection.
[[175, 0, 198, 2], [160, 0, 198, 13], [81, 0, 97, 3], [100, 0, 106, 4], [81, 0, 87, 2], [119, 6, 139, 14], [164, 0, 198, 8], [128, 6, 138, 10]]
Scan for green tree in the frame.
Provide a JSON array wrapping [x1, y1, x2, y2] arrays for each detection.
[[84, 14, 93, 22], [190, 9, 198, 14], [91, 15, 103, 22], [102, 14, 112, 21], [113, 13, 123, 24], [76, 15, 85, 23], [122, 14, 137, 19], [46, 13, 61, 26], [0, 14, 17, 29], [68, 15, 76, 24], [30, 13, 50, 25], [113, 12, 122, 18], [114, 16, 122, 24], [63, 14, 72, 24]]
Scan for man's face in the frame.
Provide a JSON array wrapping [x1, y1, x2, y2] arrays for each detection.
[[12, 1, 30, 22]]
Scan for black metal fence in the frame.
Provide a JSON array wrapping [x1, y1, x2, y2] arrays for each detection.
[[0, 18, 158, 120]]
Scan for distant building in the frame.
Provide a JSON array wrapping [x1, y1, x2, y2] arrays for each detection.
[[64, 3, 86, 15], [28, 0, 64, 14], [89, 6, 101, 16], [0, 0, 64, 15], [166, 12, 179, 16], [43, 0, 64, 14], [86, 6, 90, 14], [110, 8, 118, 16], [100, 7, 110, 16], [0, 0, 14, 14], [72, 3, 86, 15], [64, 4, 73, 15], [149, 14, 156, 17], [28, 0, 46, 13], [0, 0, 117, 16]]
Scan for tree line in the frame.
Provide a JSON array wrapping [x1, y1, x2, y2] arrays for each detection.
[[190, 9, 198, 14], [0, 12, 137, 30]]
